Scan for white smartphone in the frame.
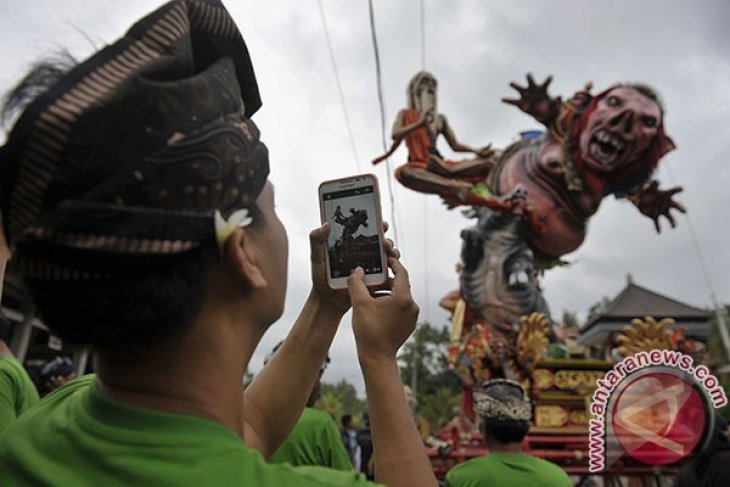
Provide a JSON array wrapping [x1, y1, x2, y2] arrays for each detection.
[[318, 174, 387, 290]]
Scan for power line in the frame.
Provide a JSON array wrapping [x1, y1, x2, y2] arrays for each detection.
[[419, 0, 430, 322], [663, 162, 730, 365], [316, 0, 361, 173], [367, 0, 401, 246], [420, 0, 426, 70]]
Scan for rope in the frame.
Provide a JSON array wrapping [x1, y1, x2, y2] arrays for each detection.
[[420, 0, 426, 70], [663, 161, 730, 363], [420, 0, 430, 321], [316, 0, 361, 172], [663, 163, 718, 301], [367, 0, 401, 246]]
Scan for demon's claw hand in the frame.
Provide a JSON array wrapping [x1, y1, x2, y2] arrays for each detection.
[[502, 73, 562, 126], [632, 181, 686, 232], [475, 143, 495, 159]]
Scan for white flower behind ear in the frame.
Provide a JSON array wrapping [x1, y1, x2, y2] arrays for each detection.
[[215, 209, 253, 253]]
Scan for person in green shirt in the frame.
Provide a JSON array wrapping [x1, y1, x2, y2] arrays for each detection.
[[445, 379, 571, 487], [266, 342, 353, 470], [0, 314, 39, 434], [0, 1, 437, 486]]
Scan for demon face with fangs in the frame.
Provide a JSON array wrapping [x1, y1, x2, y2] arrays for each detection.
[[458, 75, 684, 325], [579, 86, 664, 174], [485, 76, 683, 262]]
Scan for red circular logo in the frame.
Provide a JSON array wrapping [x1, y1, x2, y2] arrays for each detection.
[[611, 371, 708, 465]]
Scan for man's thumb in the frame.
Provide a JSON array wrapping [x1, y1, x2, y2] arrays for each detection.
[[347, 267, 369, 304]]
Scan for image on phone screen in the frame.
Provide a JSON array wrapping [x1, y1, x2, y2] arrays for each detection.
[[322, 185, 383, 279]]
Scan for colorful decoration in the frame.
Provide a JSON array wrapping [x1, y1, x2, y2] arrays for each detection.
[[516, 312, 550, 372], [416, 73, 685, 386], [382, 73, 689, 479], [615, 316, 674, 356], [373, 71, 526, 211]]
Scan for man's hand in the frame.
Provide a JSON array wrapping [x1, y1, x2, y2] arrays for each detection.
[[309, 222, 399, 314], [348, 257, 419, 362], [349, 257, 437, 486], [502, 73, 562, 126], [632, 180, 686, 232]]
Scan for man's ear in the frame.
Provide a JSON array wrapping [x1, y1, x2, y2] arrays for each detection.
[[222, 228, 267, 290]]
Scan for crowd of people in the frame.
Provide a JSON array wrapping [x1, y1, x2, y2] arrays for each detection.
[[0, 1, 727, 486]]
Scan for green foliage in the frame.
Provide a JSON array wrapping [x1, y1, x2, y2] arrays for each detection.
[[706, 304, 730, 420], [584, 296, 611, 325], [418, 386, 461, 430], [315, 391, 345, 423], [534, 257, 571, 272], [561, 310, 580, 329], [316, 378, 367, 427], [398, 322, 462, 430]]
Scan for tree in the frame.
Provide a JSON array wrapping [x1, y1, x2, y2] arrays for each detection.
[[418, 386, 461, 431], [315, 391, 345, 423], [706, 304, 730, 420], [316, 378, 367, 426], [584, 296, 611, 325], [398, 322, 462, 430], [561, 310, 580, 329]]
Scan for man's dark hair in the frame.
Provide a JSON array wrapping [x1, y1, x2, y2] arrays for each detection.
[[483, 418, 530, 444], [0, 313, 12, 343], [480, 381, 530, 445], [27, 242, 219, 350], [342, 414, 353, 429]]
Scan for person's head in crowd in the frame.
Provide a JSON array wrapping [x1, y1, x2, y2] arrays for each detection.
[[264, 341, 330, 407], [36, 356, 75, 396], [361, 411, 370, 430], [0, 0, 281, 367], [0, 313, 12, 346], [342, 414, 354, 431], [474, 379, 532, 451]]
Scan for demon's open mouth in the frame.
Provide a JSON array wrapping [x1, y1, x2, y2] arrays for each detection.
[[588, 129, 627, 165]]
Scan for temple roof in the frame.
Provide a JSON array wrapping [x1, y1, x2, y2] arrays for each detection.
[[582, 277, 710, 332]]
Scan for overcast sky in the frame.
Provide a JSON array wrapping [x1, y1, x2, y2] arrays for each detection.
[[1, 0, 728, 395]]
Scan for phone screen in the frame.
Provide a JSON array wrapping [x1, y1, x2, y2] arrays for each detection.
[[322, 184, 384, 279]]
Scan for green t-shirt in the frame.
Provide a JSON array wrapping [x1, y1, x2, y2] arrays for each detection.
[[0, 354, 39, 434], [271, 406, 353, 470], [0, 376, 379, 486], [445, 452, 571, 487]]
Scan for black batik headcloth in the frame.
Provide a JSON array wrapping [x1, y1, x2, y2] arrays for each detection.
[[0, 0, 269, 279]]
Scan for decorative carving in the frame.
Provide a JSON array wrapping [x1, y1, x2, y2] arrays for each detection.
[[516, 312, 550, 369], [615, 316, 674, 357], [533, 369, 555, 390], [535, 405, 569, 428], [569, 410, 590, 425], [554, 370, 606, 390]]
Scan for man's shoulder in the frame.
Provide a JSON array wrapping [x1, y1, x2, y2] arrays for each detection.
[[287, 465, 378, 486], [300, 407, 337, 426], [531, 455, 569, 473], [445, 456, 493, 481], [0, 354, 23, 374]]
